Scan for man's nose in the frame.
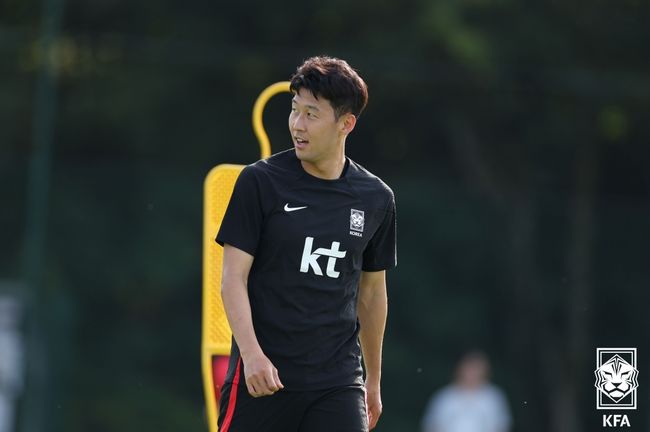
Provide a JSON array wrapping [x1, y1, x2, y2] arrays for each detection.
[[292, 113, 306, 131]]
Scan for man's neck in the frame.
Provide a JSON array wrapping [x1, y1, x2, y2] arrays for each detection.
[[301, 157, 346, 180], [301, 146, 347, 180]]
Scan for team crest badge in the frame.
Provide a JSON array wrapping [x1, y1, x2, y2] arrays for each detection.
[[350, 209, 365, 233], [595, 348, 639, 410]]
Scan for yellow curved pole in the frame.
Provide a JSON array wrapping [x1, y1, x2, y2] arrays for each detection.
[[252, 81, 291, 159]]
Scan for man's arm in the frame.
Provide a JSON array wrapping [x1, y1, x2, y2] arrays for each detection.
[[221, 244, 283, 397], [357, 270, 388, 430]]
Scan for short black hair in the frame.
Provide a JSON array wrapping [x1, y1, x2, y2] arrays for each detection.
[[290, 56, 368, 119]]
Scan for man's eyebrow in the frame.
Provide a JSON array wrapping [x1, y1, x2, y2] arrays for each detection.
[[291, 98, 320, 111]]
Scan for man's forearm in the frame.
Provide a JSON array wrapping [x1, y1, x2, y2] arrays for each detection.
[[220, 245, 283, 397], [357, 281, 388, 387], [221, 276, 263, 360]]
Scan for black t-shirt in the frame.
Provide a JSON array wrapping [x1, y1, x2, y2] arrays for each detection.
[[216, 149, 397, 390]]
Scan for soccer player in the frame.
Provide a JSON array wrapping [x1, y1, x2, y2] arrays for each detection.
[[216, 56, 397, 432]]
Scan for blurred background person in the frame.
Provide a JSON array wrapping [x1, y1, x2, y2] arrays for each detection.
[[0, 296, 24, 432], [421, 351, 511, 432]]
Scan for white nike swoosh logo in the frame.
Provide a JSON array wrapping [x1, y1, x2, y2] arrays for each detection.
[[284, 203, 308, 212]]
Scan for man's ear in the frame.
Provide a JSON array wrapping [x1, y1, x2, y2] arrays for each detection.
[[339, 113, 357, 135]]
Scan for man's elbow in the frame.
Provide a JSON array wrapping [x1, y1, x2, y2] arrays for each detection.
[[221, 273, 246, 298]]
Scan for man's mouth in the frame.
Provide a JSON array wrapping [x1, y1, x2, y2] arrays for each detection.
[[294, 137, 309, 148]]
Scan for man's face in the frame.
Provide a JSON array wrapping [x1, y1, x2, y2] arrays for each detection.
[[289, 89, 345, 165]]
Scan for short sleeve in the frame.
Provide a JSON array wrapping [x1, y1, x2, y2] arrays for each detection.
[[362, 192, 397, 272], [215, 166, 264, 256]]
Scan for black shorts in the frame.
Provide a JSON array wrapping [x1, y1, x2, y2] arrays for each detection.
[[217, 363, 368, 432]]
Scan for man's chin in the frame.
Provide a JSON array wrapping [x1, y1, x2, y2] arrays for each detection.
[[294, 147, 310, 160]]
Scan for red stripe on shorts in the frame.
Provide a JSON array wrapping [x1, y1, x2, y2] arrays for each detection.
[[220, 358, 242, 432]]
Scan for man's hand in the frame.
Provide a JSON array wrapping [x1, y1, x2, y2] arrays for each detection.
[[366, 384, 383, 430], [242, 352, 284, 397]]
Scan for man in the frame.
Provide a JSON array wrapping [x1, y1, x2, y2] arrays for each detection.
[[421, 351, 512, 432], [216, 56, 397, 432]]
